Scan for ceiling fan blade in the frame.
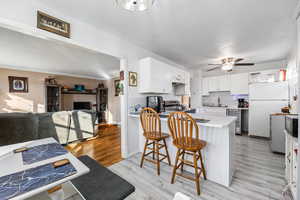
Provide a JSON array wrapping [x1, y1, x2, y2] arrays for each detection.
[[234, 63, 255, 66], [208, 64, 222, 66], [207, 66, 221, 72], [234, 58, 244, 63]]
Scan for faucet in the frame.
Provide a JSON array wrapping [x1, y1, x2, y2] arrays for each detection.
[[217, 96, 221, 107]]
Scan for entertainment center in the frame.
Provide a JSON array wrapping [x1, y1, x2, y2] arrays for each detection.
[[45, 84, 108, 123]]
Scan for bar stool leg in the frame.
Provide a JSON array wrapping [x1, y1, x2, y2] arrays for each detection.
[[171, 149, 181, 184], [140, 139, 148, 168], [163, 139, 171, 166], [155, 141, 160, 175], [152, 141, 155, 160], [181, 150, 185, 172], [199, 150, 207, 180], [193, 152, 200, 195]]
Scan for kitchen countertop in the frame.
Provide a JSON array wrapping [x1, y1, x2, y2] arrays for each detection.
[[203, 106, 249, 110], [129, 112, 237, 128]]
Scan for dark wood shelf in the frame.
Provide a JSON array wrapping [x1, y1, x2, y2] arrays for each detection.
[[62, 90, 96, 95]]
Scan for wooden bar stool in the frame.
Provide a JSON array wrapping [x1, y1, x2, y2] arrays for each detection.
[[167, 112, 207, 195], [140, 108, 171, 175]]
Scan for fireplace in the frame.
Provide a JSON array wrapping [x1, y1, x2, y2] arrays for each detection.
[[73, 102, 91, 110]]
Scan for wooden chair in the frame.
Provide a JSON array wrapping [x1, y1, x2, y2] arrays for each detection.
[[167, 112, 207, 195], [140, 108, 171, 175]]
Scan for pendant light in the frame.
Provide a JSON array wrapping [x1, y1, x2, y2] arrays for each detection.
[[116, 0, 155, 11]]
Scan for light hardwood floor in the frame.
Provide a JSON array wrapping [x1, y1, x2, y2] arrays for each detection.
[[66, 124, 123, 167], [65, 127, 286, 200], [109, 135, 285, 200]]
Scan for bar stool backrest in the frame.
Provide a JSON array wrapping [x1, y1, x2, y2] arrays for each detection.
[[140, 107, 162, 135], [167, 112, 199, 145]]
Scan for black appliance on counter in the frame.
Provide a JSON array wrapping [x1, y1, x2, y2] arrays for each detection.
[[285, 115, 298, 138], [164, 100, 184, 111], [238, 98, 249, 108], [146, 96, 165, 113]]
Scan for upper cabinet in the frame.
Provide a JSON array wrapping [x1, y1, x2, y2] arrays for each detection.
[[204, 75, 231, 93], [202, 73, 249, 96], [175, 71, 191, 96], [202, 77, 210, 96], [208, 76, 220, 92], [139, 57, 172, 94], [172, 69, 186, 84], [139, 57, 190, 94], [230, 73, 249, 95], [219, 75, 231, 91]]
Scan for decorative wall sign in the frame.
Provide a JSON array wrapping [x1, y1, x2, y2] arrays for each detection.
[[120, 71, 125, 81], [8, 76, 28, 93], [129, 72, 137, 87], [37, 11, 71, 38]]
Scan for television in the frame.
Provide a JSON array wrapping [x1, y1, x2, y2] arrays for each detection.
[[73, 102, 91, 110]]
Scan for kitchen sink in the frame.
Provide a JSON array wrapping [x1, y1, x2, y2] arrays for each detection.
[[159, 114, 210, 123], [195, 119, 210, 123], [159, 114, 168, 118]]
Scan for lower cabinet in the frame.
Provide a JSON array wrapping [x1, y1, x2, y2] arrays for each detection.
[[285, 131, 298, 199]]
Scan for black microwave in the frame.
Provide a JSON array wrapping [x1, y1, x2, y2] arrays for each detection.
[[285, 115, 298, 138], [146, 96, 165, 113]]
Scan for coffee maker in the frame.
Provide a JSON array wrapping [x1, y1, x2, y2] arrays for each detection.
[[238, 99, 245, 108]]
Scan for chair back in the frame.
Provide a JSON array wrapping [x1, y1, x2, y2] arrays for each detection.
[[167, 112, 199, 144], [140, 107, 161, 135]]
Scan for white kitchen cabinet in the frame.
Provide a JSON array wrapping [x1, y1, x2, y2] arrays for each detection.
[[172, 69, 186, 84], [184, 72, 191, 95], [202, 77, 210, 96], [230, 73, 249, 95], [206, 75, 231, 92], [219, 75, 231, 91], [139, 57, 173, 94], [208, 76, 220, 92], [175, 71, 191, 96]]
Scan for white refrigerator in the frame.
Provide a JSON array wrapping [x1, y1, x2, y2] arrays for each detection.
[[248, 82, 289, 138]]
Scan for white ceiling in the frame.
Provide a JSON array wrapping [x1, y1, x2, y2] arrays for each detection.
[[0, 27, 120, 80], [42, 0, 297, 69]]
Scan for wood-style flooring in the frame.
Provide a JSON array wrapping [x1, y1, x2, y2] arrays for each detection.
[[109, 135, 286, 200], [65, 127, 286, 200], [66, 124, 122, 167]]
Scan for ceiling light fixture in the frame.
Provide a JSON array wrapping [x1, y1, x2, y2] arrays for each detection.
[[222, 63, 234, 71], [116, 0, 155, 11]]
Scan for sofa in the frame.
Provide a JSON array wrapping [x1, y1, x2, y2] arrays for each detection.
[[0, 110, 97, 146]]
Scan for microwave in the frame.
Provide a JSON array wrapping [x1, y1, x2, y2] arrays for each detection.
[[146, 96, 165, 113], [285, 115, 298, 138]]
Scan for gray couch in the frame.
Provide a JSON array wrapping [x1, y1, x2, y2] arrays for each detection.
[[0, 110, 97, 146]]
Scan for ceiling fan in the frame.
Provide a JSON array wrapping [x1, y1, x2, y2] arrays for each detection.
[[207, 57, 255, 72]]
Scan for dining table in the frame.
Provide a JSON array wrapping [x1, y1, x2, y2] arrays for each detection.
[[0, 137, 90, 200]]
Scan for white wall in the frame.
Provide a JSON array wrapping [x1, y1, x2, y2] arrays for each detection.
[[104, 78, 121, 125], [0, 0, 189, 158]]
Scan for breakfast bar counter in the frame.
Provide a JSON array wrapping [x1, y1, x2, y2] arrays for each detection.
[[128, 112, 237, 187]]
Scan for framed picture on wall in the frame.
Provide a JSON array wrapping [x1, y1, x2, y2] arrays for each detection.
[[115, 80, 123, 96], [8, 76, 28, 93], [129, 72, 137, 87], [37, 11, 71, 38]]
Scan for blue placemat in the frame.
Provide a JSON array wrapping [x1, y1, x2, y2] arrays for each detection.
[[0, 162, 77, 200], [22, 143, 68, 165]]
